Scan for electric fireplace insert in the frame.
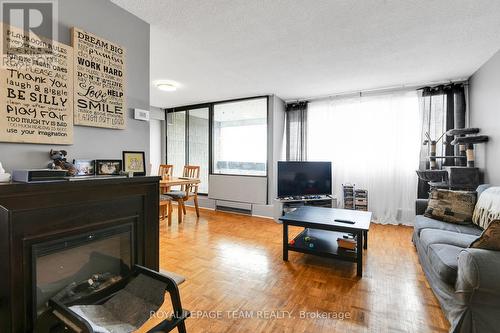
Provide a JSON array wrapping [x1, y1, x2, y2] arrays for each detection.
[[32, 224, 134, 322]]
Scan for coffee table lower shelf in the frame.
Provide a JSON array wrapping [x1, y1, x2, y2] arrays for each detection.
[[287, 228, 357, 261], [284, 227, 364, 276], [281, 207, 370, 277]]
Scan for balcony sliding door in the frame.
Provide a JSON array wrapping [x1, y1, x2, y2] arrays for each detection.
[[188, 108, 209, 194], [166, 107, 209, 194], [166, 111, 186, 176]]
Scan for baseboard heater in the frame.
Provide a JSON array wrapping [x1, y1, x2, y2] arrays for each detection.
[[215, 200, 252, 215]]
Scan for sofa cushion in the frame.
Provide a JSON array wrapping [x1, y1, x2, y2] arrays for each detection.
[[470, 220, 500, 251], [424, 189, 476, 224], [415, 215, 483, 238], [472, 187, 500, 229], [420, 229, 478, 253], [428, 243, 463, 285]]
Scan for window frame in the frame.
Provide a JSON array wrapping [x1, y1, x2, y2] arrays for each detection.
[[165, 95, 270, 182], [166, 103, 211, 195], [211, 95, 269, 178]]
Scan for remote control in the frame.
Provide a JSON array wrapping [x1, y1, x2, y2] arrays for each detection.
[[334, 219, 356, 224]]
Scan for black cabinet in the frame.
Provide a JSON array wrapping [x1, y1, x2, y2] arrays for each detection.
[[0, 177, 160, 332]]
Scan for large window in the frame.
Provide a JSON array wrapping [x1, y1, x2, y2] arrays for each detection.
[[212, 97, 268, 176], [165, 97, 268, 192], [166, 107, 209, 194]]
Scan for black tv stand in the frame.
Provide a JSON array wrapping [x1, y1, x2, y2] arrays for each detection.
[[273, 195, 337, 221], [279, 194, 333, 201]]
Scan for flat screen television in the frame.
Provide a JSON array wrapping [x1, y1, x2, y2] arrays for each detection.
[[277, 161, 332, 197]]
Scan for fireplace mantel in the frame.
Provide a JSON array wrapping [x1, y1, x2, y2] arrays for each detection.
[[0, 176, 160, 332]]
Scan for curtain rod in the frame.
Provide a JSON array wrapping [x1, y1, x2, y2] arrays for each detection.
[[285, 78, 469, 103]]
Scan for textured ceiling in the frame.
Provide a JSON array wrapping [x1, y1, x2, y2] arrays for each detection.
[[111, 0, 500, 108]]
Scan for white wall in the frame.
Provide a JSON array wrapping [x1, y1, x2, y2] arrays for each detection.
[[149, 106, 165, 175], [254, 95, 286, 217], [469, 49, 500, 185], [269, 95, 286, 200], [149, 119, 162, 175]]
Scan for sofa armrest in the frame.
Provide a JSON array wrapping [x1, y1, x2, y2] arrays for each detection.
[[416, 199, 429, 215], [456, 248, 500, 296], [453, 249, 500, 333]]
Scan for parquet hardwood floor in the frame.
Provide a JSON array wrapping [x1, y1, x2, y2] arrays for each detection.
[[159, 208, 449, 333]]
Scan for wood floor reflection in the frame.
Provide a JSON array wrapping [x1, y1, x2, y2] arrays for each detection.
[[159, 208, 449, 333]]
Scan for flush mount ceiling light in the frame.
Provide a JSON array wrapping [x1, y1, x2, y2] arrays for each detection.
[[154, 80, 180, 92]]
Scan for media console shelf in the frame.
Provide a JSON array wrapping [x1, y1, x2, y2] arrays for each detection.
[[273, 195, 337, 222]]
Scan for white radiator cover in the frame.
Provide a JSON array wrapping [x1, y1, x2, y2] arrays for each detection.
[[208, 175, 268, 204]]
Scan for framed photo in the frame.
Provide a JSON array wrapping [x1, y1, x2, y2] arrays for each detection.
[[95, 160, 123, 176], [122, 151, 146, 176], [73, 159, 95, 176]]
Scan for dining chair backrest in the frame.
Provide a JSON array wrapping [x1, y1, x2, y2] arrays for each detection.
[[182, 165, 200, 194], [158, 164, 173, 179], [183, 165, 200, 178]]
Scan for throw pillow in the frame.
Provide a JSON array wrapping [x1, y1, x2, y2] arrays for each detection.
[[470, 220, 500, 251], [424, 189, 476, 224], [472, 186, 500, 229]]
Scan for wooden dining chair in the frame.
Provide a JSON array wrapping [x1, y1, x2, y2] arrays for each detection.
[[163, 165, 201, 224], [159, 193, 173, 226], [158, 164, 173, 181], [158, 165, 173, 226], [181, 165, 201, 217]]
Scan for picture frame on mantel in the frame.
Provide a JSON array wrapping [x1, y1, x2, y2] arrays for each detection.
[[95, 160, 123, 176], [73, 159, 96, 176], [122, 151, 146, 176]]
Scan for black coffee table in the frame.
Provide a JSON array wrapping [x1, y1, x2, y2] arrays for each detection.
[[279, 206, 372, 277]]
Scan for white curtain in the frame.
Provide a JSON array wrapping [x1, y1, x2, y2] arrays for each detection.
[[308, 91, 420, 225]]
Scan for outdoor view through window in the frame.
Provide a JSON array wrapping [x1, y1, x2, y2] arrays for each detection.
[[213, 98, 268, 176]]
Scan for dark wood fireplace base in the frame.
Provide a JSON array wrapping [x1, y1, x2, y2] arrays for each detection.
[[0, 177, 160, 332]]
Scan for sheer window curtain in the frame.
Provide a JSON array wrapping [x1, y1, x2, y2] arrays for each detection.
[[308, 91, 420, 225]]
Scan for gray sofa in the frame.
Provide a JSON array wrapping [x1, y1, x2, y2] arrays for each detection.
[[413, 185, 500, 333]]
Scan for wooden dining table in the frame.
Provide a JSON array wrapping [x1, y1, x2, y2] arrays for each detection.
[[159, 176, 200, 190], [159, 177, 201, 224]]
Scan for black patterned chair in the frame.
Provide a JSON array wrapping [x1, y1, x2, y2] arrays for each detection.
[[49, 265, 189, 333]]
